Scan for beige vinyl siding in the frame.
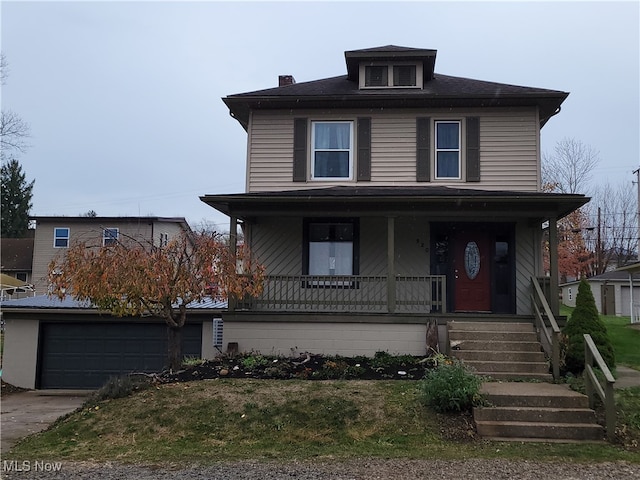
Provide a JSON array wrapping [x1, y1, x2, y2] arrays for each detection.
[[250, 216, 431, 278], [224, 321, 427, 357], [247, 108, 540, 193], [31, 219, 186, 294], [515, 221, 538, 314], [251, 217, 302, 275]]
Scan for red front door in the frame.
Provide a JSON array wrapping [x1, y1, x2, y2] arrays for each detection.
[[453, 229, 491, 312]]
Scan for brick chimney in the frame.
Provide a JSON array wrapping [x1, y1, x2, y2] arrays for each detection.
[[278, 75, 296, 86]]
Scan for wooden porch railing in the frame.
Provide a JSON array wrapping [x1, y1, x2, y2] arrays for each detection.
[[530, 276, 561, 380], [236, 275, 446, 313], [583, 333, 616, 442]]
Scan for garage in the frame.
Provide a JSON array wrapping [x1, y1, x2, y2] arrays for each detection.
[[38, 322, 202, 389]]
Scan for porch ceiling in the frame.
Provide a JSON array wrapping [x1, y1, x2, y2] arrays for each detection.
[[200, 186, 589, 222]]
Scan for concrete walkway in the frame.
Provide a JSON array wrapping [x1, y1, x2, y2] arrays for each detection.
[[614, 365, 640, 389], [1, 390, 89, 455]]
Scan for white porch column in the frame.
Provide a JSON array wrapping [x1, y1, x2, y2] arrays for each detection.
[[387, 216, 396, 313]]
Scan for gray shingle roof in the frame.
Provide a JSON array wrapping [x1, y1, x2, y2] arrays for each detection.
[[0, 295, 227, 310]]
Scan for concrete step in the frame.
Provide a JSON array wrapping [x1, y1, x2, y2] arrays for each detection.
[[480, 382, 589, 409], [474, 406, 598, 424], [452, 340, 542, 352], [463, 360, 549, 374], [455, 350, 546, 363], [447, 321, 535, 332], [474, 382, 603, 442], [449, 330, 538, 342], [474, 372, 554, 382], [475, 420, 604, 441]]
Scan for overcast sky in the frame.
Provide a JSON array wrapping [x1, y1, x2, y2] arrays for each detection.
[[2, 1, 638, 230]]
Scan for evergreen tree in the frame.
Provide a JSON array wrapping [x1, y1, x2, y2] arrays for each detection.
[[563, 278, 615, 373], [1, 158, 34, 237]]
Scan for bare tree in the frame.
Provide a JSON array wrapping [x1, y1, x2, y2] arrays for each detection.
[[0, 52, 8, 85], [0, 53, 31, 159], [542, 137, 600, 194], [589, 182, 638, 270]]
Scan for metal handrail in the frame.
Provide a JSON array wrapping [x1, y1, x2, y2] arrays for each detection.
[[583, 333, 616, 442], [530, 277, 561, 379]]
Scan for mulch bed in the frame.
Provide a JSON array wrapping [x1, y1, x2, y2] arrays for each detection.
[[160, 352, 439, 383]]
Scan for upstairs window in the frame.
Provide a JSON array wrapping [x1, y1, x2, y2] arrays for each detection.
[[435, 121, 461, 179], [393, 65, 417, 86], [103, 228, 119, 246], [53, 227, 70, 248], [363, 64, 419, 88], [311, 121, 353, 180], [365, 65, 388, 86]]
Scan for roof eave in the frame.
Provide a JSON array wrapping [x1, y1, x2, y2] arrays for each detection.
[[223, 91, 568, 130]]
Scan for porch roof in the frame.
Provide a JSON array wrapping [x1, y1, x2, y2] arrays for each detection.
[[200, 186, 588, 222]]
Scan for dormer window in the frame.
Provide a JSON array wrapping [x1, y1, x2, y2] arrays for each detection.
[[361, 63, 421, 89], [365, 66, 388, 87]]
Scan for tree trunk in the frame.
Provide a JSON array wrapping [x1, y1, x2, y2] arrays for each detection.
[[167, 325, 182, 371]]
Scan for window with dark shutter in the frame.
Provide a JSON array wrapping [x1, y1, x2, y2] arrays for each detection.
[[357, 117, 371, 181], [416, 117, 431, 182], [466, 117, 480, 182], [293, 118, 307, 182]]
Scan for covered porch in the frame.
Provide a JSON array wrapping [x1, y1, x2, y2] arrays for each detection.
[[202, 186, 588, 318]]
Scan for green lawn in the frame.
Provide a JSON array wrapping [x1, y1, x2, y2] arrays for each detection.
[[8, 379, 639, 464]]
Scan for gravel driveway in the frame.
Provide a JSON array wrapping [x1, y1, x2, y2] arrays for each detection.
[[1, 459, 638, 479]]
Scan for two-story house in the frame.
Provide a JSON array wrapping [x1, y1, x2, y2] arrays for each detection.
[[2, 216, 224, 389], [201, 45, 588, 357], [29, 216, 192, 294]]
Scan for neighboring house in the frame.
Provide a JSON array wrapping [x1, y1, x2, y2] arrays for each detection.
[[561, 270, 640, 317], [1, 295, 225, 389], [0, 236, 35, 300], [200, 45, 588, 356], [30, 216, 191, 294], [1, 216, 226, 390]]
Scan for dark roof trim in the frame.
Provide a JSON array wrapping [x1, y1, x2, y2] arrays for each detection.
[[223, 73, 568, 131], [201, 186, 589, 222]]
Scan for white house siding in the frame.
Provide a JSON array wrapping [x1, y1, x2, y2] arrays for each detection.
[[2, 318, 40, 389], [224, 321, 427, 357], [620, 286, 640, 317], [246, 107, 540, 193]]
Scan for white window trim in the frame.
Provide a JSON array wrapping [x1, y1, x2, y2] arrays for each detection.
[[310, 121, 354, 181], [434, 120, 462, 180], [53, 227, 70, 248], [359, 62, 423, 89], [159, 232, 169, 247], [213, 318, 224, 348], [102, 227, 119, 246]]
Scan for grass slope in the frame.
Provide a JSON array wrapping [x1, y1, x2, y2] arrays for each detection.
[[10, 380, 639, 464]]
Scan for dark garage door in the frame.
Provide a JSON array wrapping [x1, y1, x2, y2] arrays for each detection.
[[39, 322, 202, 389]]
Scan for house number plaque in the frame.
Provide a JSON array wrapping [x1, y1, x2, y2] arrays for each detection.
[[464, 241, 480, 280]]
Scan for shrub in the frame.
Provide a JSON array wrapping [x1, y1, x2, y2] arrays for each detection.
[[417, 360, 483, 413], [563, 278, 615, 374], [87, 374, 152, 405]]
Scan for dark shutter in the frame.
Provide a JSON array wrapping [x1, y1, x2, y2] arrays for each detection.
[[466, 117, 480, 182], [293, 118, 307, 182], [416, 117, 431, 182], [357, 117, 371, 181]]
